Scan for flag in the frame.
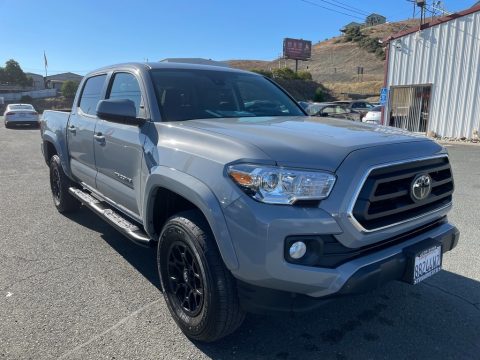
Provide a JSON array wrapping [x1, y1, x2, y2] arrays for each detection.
[[44, 51, 48, 68]]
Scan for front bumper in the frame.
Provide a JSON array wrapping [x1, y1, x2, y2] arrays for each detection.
[[237, 223, 459, 313]]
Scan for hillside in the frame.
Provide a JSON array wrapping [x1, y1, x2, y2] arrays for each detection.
[[227, 19, 422, 97]]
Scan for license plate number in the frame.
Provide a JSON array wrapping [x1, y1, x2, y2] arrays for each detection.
[[413, 245, 442, 284]]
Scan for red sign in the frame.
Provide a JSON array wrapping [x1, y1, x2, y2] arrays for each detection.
[[283, 38, 312, 60]]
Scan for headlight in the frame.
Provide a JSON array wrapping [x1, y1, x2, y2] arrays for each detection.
[[227, 164, 336, 205]]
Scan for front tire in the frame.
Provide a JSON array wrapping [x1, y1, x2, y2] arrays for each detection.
[[49, 154, 80, 213], [157, 210, 245, 342]]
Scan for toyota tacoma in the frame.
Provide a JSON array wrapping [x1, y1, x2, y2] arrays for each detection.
[[40, 62, 459, 342]]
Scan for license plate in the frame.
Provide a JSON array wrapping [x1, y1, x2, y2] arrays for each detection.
[[412, 245, 442, 284]]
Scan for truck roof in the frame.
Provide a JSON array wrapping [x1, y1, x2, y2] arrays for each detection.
[[86, 62, 255, 77]]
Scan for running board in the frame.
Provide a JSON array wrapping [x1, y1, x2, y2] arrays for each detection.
[[69, 187, 153, 247]]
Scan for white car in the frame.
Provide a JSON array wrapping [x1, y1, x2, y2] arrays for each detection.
[[3, 103, 39, 128], [362, 105, 383, 125]]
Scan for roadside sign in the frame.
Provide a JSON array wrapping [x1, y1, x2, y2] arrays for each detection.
[[380, 87, 389, 105], [283, 38, 312, 60]]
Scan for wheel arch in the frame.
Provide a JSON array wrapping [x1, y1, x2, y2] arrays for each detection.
[[42, 131, 72, 178], [143, 166, 239, 271]]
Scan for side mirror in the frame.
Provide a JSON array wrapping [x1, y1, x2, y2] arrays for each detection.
[[96, 99, 146, 126]]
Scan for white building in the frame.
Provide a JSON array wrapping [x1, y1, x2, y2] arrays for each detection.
[[383, 4, 480, 139]]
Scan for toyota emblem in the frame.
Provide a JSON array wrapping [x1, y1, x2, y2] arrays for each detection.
[[411, 174, 432, 202]]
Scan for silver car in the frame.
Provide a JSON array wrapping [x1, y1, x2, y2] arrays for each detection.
[[4, 104, 39, 128]]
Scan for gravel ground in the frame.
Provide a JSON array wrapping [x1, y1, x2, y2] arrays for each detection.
[[0, 119, 479, 360]]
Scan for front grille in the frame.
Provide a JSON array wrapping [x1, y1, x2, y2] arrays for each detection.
[[352, 156, 453, 231]]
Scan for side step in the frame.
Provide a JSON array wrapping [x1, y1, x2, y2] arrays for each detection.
[[69, 187, 154, 247]]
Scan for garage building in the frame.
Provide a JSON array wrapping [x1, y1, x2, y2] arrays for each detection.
[[383, 4, 480, 139]]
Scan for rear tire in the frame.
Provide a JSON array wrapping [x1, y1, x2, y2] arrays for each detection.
[[49, 155, 80, 213], [5, 121, 10, 129], [157, 210, 245, 342]]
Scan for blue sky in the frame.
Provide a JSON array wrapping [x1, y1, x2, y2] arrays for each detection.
[[0, 0, 475, 75]]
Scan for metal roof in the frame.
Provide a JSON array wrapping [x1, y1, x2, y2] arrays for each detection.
[[385, 4, 480, 42]]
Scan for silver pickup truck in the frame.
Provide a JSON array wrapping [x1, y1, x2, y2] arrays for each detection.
[[40, 62, 459, 342]]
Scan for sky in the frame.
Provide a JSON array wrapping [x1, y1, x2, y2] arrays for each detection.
[[0, 0, 475, 76]]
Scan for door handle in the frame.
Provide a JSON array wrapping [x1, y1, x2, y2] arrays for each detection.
[[68, 125, 76, 133], [94, 133, 105, 142]]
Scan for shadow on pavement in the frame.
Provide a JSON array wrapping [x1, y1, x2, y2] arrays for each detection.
[[65, 207, 160, 290], [65, 207, 480, 359]]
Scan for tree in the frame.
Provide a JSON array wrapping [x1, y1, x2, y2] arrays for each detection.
[[61, 80, 79, 99], [0, 59, 32, 87]]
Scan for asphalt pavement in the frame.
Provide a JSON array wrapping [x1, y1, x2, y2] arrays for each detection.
[[0, 118, 479, 360]]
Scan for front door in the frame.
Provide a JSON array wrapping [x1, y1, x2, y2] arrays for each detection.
[[93, 72, 150, 217], [68, 74, 107, 188], [389, 85, 432, 133]]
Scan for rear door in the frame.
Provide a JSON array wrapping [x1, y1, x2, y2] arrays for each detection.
[[93, 72, 150, 217], [68, 74, 107, 187]]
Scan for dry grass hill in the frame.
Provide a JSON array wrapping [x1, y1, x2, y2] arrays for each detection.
[[227, 19, 422, 98]]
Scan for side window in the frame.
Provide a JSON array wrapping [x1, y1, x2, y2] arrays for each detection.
[[108, 73, 142, 115], [322, 106, 335, 114], [78, 75, 107, 115]]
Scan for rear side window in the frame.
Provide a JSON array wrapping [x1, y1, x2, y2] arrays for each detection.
[[107, 73, 142, 115], [78, 75, 107, 115]]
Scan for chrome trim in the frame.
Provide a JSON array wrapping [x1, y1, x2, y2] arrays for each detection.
[[80, 182, 143, 223], [347, 154, 451, 233]]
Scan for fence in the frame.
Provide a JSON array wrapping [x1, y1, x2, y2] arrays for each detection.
[[0, 88, 57, 101]]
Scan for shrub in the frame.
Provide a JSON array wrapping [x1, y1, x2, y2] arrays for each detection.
[[297, 70, 313, 81], [250, 69, 273, 78], [20, 95, 33, 102], [61, 80, 79, 99], [314, 87, 325, 102]]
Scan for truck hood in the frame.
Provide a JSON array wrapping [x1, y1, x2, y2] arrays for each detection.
[[180, 116, 432, 172]]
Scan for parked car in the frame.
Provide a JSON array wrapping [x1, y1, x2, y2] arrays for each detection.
[[363, 105, 383, 124], [334, 100, 374, 119], [306, 102, 361, 121], [40, 63, 459, 342], [297, 101, 311, 111], [4, 103, 39, 128]]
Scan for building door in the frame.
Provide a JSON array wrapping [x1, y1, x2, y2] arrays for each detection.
[[388, 85, 431, 133]]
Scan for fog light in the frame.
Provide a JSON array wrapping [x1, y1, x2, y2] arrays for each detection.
[[289, 241, 307, 259]]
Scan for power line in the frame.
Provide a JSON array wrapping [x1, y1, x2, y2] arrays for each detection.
[[306, 0, 370, 16], [332, 0, 371, 16], [299, 0, 365, 20]]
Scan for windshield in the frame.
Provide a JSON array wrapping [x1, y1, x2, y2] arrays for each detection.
[[150, 69, 304, 121]]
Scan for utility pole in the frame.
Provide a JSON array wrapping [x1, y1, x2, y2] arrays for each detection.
[[416, 0, 426, 25]]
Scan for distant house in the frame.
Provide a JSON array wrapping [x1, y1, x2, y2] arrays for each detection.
[[340, 21, 364, 32], [365, 13, 386, 26], [25, 72, 45, 90], [45, 72, 83, 90]]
